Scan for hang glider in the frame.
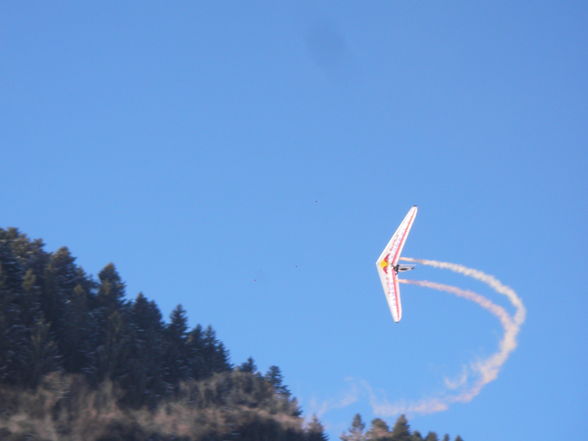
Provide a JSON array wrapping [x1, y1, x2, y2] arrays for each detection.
[[376, 205, 418, 322]]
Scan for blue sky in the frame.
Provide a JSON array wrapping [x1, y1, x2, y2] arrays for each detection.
[[2, 2, 587, 440]]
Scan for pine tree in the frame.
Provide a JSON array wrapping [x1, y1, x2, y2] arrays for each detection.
[[125, 293, 167, 406], [238, 357, 258, 374], [0, 231, 25, 291], [61, 283, 92, 372], [390, 415, 412, 441], [162, 305, 191, 387], [0, 238, 27, 383], [202, 325, 231, 374], [42, 247, 80, 314], [43, 247, 89, 369], [20, 316, 61, 387], [265, 365, 290, 396], [306, 415, 329, 441], [96, 263, 127, 312], [366, 418, 393, 441], [341, 413, 366, 441], [264, 365, 302, 417], [86, 309, 132, 384], [186, 324, 206, 380], [2, 228, 47, 276], [19, 269, 43, 327], [454, 436, 464, 441], [424, 433, 439, 441], [0, 229, 465, 441], [83, 263, 131, 383]]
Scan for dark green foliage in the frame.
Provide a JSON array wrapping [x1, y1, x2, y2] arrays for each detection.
[[0, 231, 31, 383], [0, 230, 237, 396], [163, 305, 191, 387], [306, 415, 328, 441], [238, 357, 258, 374], [42, 248, 77, 345], [391, 415, 411, 441], [0, 228, 318, 440], [340, 415, 463, 441], [266, 365, 290, 397], [0, 231, 226, 390], [125, 293, 167, 407], [0, 228, 462, 441], [96, 263, 127, 311], [19, 316, 61, 387], [62, 284, 91, 372], [202, 325, 231, 374], [19, 269, 43, 327], [366, 418, 393, 440]]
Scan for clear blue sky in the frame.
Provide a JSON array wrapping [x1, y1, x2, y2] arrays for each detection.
[[2, 2, 587, 440]]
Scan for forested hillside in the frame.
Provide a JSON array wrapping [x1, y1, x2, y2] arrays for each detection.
[[0, 228, 462, 441]]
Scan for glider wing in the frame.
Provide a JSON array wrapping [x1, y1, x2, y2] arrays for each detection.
[[376, 205, 418, 322]]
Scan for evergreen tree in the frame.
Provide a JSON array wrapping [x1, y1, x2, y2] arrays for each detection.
[[0, 229, 464, 441], [0, 231, 25, 291], [96, 263, 127, 312], [424, 432, 439, 441], [87, 309, 131, 384], [202, 325, 231, 374], [42, 247, 79, 317], [19, 269, 43, 327], [341, 413, 366, 441], [265, 365, 290, 397], [162, 305, 191, 387], [390, 415, 412, 441], [366, 418, 393, 441], [45, 247, 80, 292], [19, 315, 61, 387], [43, 247, 91, 371], [126, 293, 167, 406], [238, 357, 258, 374], [61, 283, 92, 372], [412, 430, 423, 441], [2, 228, 47, 274], [454, 436, 464, 441], [0, 238, 26, 383], [168, 304, 188, 337], [14, 268, 60, 386], [306, 415, 328, 441], [186, 324, 206, 380], [264, 365, 301, 416], [83, 263, 131, 383]]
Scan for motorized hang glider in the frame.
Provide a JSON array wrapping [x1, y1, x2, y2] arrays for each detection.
[[376, 205, 418, 322]]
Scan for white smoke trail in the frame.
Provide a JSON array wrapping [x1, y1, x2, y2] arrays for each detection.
[[401, 257, 526, 330], [367, 258, 526, 416], [308, 378, 361, 418]]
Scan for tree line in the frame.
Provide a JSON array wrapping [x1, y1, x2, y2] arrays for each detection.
[[341, 414, 463, 441], [0, 227, 462, 441]]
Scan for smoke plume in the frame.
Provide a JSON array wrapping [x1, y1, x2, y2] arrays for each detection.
[[368, 257, 526, 416]]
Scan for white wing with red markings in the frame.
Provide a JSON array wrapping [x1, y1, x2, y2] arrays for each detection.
[[376, 206, 418, 322]]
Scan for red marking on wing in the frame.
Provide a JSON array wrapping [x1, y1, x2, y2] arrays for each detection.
[[390, 209, 417, 267]]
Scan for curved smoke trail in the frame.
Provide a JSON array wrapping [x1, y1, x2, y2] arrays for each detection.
[[366, 258, 526, 416]]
